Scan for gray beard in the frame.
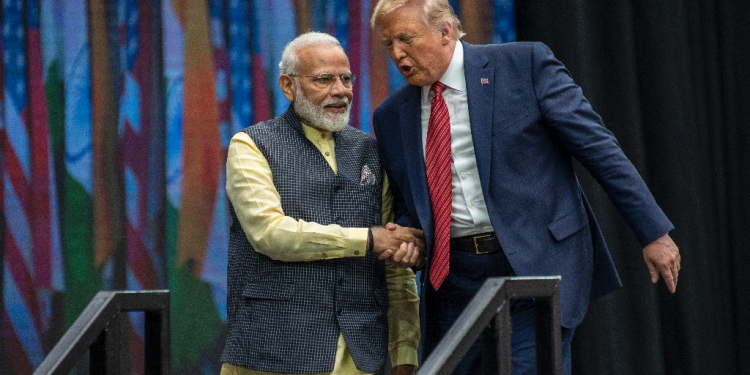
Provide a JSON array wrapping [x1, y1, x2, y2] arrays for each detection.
[[293, 85, 351, 132]]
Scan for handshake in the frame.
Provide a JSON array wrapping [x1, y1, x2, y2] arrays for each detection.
[[370, 223, 426, 269]]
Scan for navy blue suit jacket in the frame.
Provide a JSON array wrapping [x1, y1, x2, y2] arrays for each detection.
[[372, 41, 673, 328]]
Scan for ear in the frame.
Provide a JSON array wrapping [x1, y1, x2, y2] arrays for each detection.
[[440, 21, 453, 45], [279, 74, 296, 101]]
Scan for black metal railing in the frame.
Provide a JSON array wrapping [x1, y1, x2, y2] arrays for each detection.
[[34, 290, 170, 375], [417, 277, 562, 375]]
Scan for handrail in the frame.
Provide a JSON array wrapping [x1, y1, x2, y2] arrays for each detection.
[[34, 290, 171, 375], [417, 277, 562, 375]]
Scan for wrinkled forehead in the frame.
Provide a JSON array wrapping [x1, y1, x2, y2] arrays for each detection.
[[296, 45, 351, 74], [377, 3, 429, 35]]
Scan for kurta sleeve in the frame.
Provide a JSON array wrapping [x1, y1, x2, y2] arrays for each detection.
[[226, 132, 368, 262]]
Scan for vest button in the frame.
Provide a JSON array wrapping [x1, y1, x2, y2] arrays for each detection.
[[338, 279, 344, 286], [337, 308, 343, 315]]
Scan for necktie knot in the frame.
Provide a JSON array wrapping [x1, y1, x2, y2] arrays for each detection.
[[431, 81, 447, 96]]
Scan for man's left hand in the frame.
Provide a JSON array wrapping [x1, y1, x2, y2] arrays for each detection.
[[377, 223, 426, 268], [390, 364, 415, 375], [642, 233, 681, 293]]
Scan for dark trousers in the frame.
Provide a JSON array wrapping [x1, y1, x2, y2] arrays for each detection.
[[423, 249, 574, 375]]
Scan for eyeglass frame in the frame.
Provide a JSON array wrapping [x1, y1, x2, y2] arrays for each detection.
[[286, 72, 357, 88]]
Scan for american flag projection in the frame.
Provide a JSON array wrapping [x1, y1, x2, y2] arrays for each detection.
[[0, 0, 515, 373], [3, 0, 64, 373]]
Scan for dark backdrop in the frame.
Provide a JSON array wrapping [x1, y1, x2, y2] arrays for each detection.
[[514, 1, 750, 374]]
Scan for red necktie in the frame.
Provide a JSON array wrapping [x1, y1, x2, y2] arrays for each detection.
[[425, 81, 452, 290]]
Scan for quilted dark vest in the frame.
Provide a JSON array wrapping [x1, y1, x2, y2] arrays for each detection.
[[221, 107, 388, 374]]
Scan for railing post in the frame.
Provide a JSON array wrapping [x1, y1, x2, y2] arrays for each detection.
[[416, 277, 561, 375], [89, 330, 106, 375], [88, 312, 126, 375], [114, 312, 130, 375], [480, 318, 498, 373], [144, 306, 170, 374], [534, 291, 562, 374], [34, 290, 170, 375], [495, 300, 512, 375]]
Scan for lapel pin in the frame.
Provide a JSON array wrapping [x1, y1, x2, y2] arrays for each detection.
[[480, 78, 489, 85]]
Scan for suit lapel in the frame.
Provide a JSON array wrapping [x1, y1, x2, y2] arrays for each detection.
[[400, 85, 434, 239], [463, 42, 495, 196]]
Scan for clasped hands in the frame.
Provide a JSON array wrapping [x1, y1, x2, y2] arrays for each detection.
[[371, 223, 426, 268]]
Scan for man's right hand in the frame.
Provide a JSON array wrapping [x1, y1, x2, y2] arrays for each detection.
[[371, 223, 425, 268]]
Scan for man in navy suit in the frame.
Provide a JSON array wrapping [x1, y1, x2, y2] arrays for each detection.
[[370, 0, 682, 374]]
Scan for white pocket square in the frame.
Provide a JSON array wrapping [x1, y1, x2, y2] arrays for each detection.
[[360, 165, 376, 185]]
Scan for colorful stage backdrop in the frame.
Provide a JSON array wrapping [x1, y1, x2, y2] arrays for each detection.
[[0, 0, 515, 373]]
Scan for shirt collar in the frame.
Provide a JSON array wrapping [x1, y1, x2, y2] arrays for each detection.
[[438, 41, 465, 92], [301, 123, 333, 141]]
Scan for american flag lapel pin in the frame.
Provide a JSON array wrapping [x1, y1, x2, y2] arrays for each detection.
[[480, 78, 489, 85]]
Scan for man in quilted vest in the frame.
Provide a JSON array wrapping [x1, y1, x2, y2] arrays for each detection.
[[220, 31, 424, 375]]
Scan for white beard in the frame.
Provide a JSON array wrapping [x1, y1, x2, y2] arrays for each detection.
[[293, 85, 351, 132]]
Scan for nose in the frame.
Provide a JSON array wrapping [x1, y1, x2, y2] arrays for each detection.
[[329, 76, 350, 97], [390, 45, 406, 61]]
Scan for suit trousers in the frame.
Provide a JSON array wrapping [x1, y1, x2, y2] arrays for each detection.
[[423, 248, 574, 375]]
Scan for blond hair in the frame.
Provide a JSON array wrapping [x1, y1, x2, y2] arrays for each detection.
[[370, 0, 465, 39]]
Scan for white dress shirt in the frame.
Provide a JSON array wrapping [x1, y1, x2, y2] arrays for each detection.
[[420, 41, 494, 238]]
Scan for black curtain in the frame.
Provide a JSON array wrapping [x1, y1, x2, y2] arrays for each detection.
[[515, 1, 750, 374]]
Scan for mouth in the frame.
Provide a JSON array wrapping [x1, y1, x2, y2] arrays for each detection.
[[324, 102, 348, 113], [400, 64, 413, 76]]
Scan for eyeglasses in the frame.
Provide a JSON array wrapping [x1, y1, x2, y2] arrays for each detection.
[[288, 72, 356, 88]]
